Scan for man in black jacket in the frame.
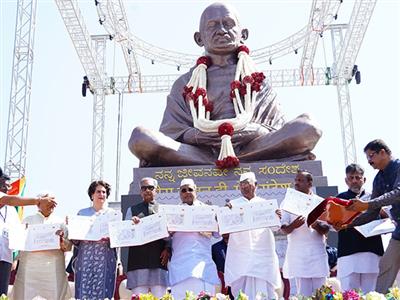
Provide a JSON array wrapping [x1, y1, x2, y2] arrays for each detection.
[[336, 163, 383, 292], [125, 177, 170, 297]]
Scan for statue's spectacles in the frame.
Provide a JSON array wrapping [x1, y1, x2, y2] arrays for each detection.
[[180, 188, 194, 193], [141, 186, 155, 191]]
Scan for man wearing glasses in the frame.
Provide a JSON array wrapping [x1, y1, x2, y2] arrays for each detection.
[[125, 177, 170, 297], [224, 172, 281, 300], [347, 139, 400, 293], [168, 178, 219, 299]]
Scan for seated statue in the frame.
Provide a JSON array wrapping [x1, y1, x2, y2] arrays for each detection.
[[129, 2, 322, 167]]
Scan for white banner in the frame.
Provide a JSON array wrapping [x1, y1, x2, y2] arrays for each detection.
[[217, 200, 280, 234], [280, 188, 324, 216], [159, 204, 218, 232], [67, 210, 122, 241], [355, 218, 396, 238], [109, 213, 169, 248], [9, 223, 61, 251]]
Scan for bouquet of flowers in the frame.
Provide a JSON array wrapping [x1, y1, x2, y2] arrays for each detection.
[[364, 291, 386, 300], [314, 285, 343, 300], [385, 287, 400, 300], [343, 289, 361, 300]]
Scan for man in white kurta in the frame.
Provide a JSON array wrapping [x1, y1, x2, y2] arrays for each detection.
[[10, 194, 72, 300], [281, 170, 329, 297], [169, 179, 220, 299], [225, 172, 281, 300]]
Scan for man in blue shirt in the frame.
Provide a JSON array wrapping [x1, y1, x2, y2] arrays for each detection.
[[347, 139, 400, 293]]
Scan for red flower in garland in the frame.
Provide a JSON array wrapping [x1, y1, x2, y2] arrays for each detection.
[[218, 122, 234, 137], [205, 101, 214, 112], [182, 85, 193, 99], [251, 82, 261, 92], [185, 91, 195, 102], [196, 56, 212, 67], [194, 87, 207, 100], [230, 80, 241, 90], [239, 84, 247, 96], [237, 45, 250, 55], [252, 72, 265, 83], [243, 75, 254, 85], [216, 156, 240, 169]]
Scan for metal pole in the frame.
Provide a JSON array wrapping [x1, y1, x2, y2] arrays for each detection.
[[115, 92, 124, 202]]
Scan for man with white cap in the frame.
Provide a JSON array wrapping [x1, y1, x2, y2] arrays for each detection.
[[168, 178, 220, 299], [125, 177, 170, 297], [224, 172, 281, 299]]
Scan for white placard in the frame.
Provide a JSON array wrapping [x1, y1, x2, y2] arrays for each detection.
[[108, 213, 169, 248], [217, 200, 280, 234], [355, 218, 396, 238], [68, 210, 122, 241], [9, 223, 61, 251], [280, 188, 324, 216], [159, 204, 218, 232]]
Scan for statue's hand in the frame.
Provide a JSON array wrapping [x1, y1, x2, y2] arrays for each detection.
[[183, 128, 222, 147], [231, 123, 268, 146]]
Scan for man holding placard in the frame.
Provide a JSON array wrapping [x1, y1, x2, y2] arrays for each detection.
[[10, 193, 71, 300], [224, 172, 281, 300], [125, 177, 170, 298], [168, 178, 219, 299], [281, 170, 329, 297]]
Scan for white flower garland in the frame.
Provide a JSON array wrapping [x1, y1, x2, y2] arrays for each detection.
[[182, 45, 266, 168]]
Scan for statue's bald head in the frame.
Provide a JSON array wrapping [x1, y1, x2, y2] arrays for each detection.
[[199, 2, 241, 31], [194, 2, 248, 55]]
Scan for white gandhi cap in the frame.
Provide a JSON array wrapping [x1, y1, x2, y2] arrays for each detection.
[[239, 172, 257, 182], [180, 178, 196, 187]]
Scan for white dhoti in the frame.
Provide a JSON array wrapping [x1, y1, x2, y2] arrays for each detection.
[[295, 277, 326, 296], [131, 285, 168, 298], [171, 277, 217, 300], [230, 276, 277, 300], [281, 211, 329, 296], [225, 197, 281, 299], [337, 252, 380, 292], [10, 250, 71, 300]]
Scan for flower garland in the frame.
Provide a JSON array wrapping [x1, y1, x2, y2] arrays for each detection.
[[182, 45, 265, 169]]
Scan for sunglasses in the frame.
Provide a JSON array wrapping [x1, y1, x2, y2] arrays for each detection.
[[180, 188, 194, 193], [140, 185, 155, 192]]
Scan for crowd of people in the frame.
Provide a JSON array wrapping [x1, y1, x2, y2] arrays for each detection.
[[0, 138, 399, 300]]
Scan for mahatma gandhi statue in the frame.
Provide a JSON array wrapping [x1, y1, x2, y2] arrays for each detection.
[[129, 2, 322, 167]]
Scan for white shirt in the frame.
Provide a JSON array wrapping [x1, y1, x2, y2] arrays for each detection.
[[281, 210, 329, 278], [168, 200, 219, 286], [0, 197, 21, 263], [224, 196, 281, 288]]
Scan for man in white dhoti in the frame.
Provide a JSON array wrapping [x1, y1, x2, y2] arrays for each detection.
[[224, 172, 281, 300], [168, 178, 220, 299], [10, 193, 72, 300], [281, 170, 329, 296]]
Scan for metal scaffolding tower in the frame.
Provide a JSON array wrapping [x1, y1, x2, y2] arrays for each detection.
[[330, 0, 377, 165], [4, 0, 38, 182], [90, 35, 107, 181]]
